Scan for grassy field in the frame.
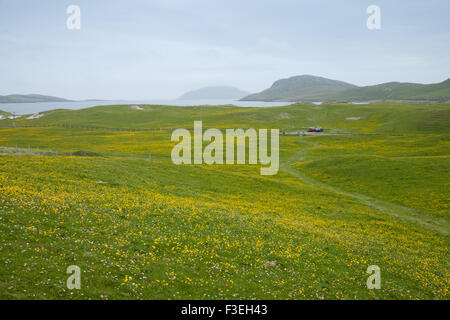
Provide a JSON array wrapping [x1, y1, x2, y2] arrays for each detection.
[[0, 102, 448, 299]]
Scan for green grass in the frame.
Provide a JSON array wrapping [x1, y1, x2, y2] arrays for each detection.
[[330, 79, 450, 101], [0, 102, 448, 299], [1, 101, 449, 134]]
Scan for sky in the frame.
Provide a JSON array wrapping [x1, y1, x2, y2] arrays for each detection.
[[0, 0, 449, 100]]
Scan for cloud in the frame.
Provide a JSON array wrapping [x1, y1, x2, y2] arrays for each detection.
[[0, 0, 449, 99]]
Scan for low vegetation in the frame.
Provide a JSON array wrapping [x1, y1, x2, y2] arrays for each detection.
[[0, 102, 448, 299]]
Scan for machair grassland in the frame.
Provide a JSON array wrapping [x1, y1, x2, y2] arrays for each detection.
[[0, 102, 448, 299]]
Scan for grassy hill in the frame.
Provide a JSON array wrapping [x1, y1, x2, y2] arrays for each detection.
[[0, 110, 11, 120], [241, 75, 357, 101], [2, 101, 449, 134], [0, 102, 448, 299], [331, 79, 450, 101], [241, 75, 450, 102]]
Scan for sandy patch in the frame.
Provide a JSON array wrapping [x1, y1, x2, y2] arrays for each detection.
[[346, 116, 362, 120], [130, 105, 144, 110], [27, 113, 45, 120], [278, 112, 292, 119]]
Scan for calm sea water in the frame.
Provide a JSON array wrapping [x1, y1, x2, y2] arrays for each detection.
[[1, 99, 445, 115], [0, 99, 291, 115]]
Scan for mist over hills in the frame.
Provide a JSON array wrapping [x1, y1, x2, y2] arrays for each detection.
[[241, 75, 450, 102], [178, 86, 250, 100]]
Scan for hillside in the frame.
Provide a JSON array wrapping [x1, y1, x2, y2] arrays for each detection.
[[241, 75, 450, 102], [0, 110, 11, 120], [1, 101, 449, 134], [331, 78, 450, 101], [241, 75, 357, 101], [0, 101, 448, 299], [178, 86, 250, 100], [0, 94, 71, 103]]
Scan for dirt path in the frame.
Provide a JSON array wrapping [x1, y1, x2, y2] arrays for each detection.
[[280, 139, 449, 235]]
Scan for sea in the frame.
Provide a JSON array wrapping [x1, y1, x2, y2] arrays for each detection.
[[3, 99, 442, 115], [0, 99, 292, 115]]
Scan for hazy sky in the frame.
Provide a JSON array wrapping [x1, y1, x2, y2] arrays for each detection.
[[1, 0, 449, 100]]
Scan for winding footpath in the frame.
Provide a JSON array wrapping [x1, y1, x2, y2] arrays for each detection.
[[280, 139, 449, 236]]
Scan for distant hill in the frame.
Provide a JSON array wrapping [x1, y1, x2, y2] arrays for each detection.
[[331, 79, 450, 101], [0, 94, 72, 103], [241, 75, 450, 102], [241, 75, 357, 102], [178, 86, 250, 100]]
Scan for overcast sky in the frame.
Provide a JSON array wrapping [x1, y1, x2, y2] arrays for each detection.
[[1, 0, 449, 100]]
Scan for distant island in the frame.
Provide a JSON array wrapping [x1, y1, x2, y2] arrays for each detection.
[[5, 76, 450, 104], [0, 94, 107, 104], [241, 75, 450, 102], [0, 94, 73, 103], [178, 86, 250, 100]]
